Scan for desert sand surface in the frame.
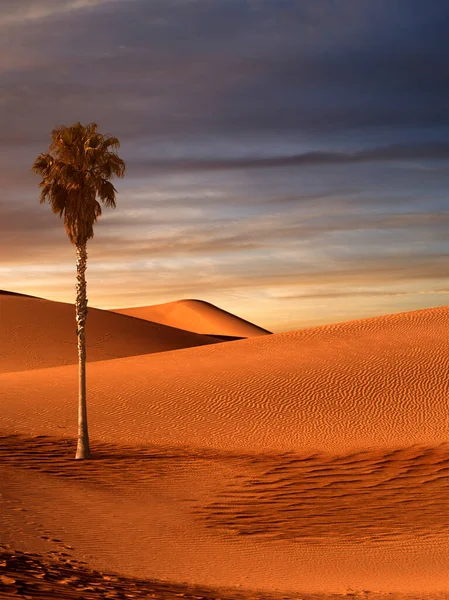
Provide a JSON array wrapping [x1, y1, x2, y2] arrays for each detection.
[[0, 291, 220, 373], [112, 298, 272, 338], [1, 303, 449, 599]]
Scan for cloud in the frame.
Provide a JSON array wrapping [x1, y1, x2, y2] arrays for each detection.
[[1, 0, 448, 144], [0, 0, 125, 26], [2, 191, 448, 263], [273, 289, 449, 301], [128, 142, 449, 173], [3, 249, 448, 298]]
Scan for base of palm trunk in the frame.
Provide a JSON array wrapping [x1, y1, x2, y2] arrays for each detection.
[[75, 441, 91, 460]]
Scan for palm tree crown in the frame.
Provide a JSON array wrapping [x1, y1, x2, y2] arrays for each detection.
[[32, 121, 125, 244]]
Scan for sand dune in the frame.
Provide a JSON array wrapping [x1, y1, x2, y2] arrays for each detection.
[[112, 298, 272, 338], [2, 305, 447, 452], [0, 291, 220, 373], [1, 305, 448, 596]]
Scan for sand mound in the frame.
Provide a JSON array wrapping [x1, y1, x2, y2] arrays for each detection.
[[2, 305, 447, 452], [1, 305, 448, 595], [112, 299, 271, 338], [0, 292, 220, 373]]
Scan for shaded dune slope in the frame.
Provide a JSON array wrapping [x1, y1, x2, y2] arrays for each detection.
[[1, 306, 447, 452], [0, 293, 220, 374], [112, 299, 272, 338], [2, 434, 448, 547]]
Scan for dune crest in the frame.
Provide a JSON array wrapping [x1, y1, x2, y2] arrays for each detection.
[[1, 305, 447, 452], [0, 292, 220, 373], [112, 298, 271, 338]]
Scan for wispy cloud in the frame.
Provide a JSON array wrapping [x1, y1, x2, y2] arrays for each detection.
[[274, 288, 449, 301], [0, 0, 125, 26], [128, 142, 449, 173]]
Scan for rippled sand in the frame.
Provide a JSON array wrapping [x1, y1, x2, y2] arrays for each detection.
[[1, 297, 448, 598]]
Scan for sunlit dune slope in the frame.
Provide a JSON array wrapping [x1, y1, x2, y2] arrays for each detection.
[[112, 299, 271, 338], [1, 305, 449, 594], [0, 292, 220, 374], [1, 306, 447, 453]]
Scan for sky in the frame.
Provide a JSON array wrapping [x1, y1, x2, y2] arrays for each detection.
[[0, 0, 448, 332]]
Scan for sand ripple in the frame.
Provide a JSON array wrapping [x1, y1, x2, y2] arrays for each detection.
[[1, 306, 447, 453], [196, 444, 449, 543]]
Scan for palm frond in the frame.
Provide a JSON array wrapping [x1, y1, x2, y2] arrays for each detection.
[[102, 136, 120, 150], [32, 121, 125, 245], [32, 153, 53, 176], [97, 179, 117, 208]]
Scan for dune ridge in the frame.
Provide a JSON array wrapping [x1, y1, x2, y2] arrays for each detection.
[[0, 289, 42, 299], [0, 292, 222, 373], [112, 298, 272, 338], [2, 305, 447, 452]]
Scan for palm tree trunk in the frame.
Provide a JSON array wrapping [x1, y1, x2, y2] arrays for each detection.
[[75, 243, 90, 460]]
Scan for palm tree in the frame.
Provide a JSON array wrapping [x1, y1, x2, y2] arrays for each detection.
[[32, 122, 125, 459]]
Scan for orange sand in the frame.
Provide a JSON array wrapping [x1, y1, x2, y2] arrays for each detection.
[[1, 297, 448, 598], [112, 298, 272, 338], [0, 291, 219, 373]]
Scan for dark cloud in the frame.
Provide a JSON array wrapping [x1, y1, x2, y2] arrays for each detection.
[[128, 142, 449, 173], [1, 0, 448, 146]]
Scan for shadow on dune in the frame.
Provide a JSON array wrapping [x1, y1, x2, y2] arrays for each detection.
[[2, 433, 448, 546], [0, 547, 301, 600]]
